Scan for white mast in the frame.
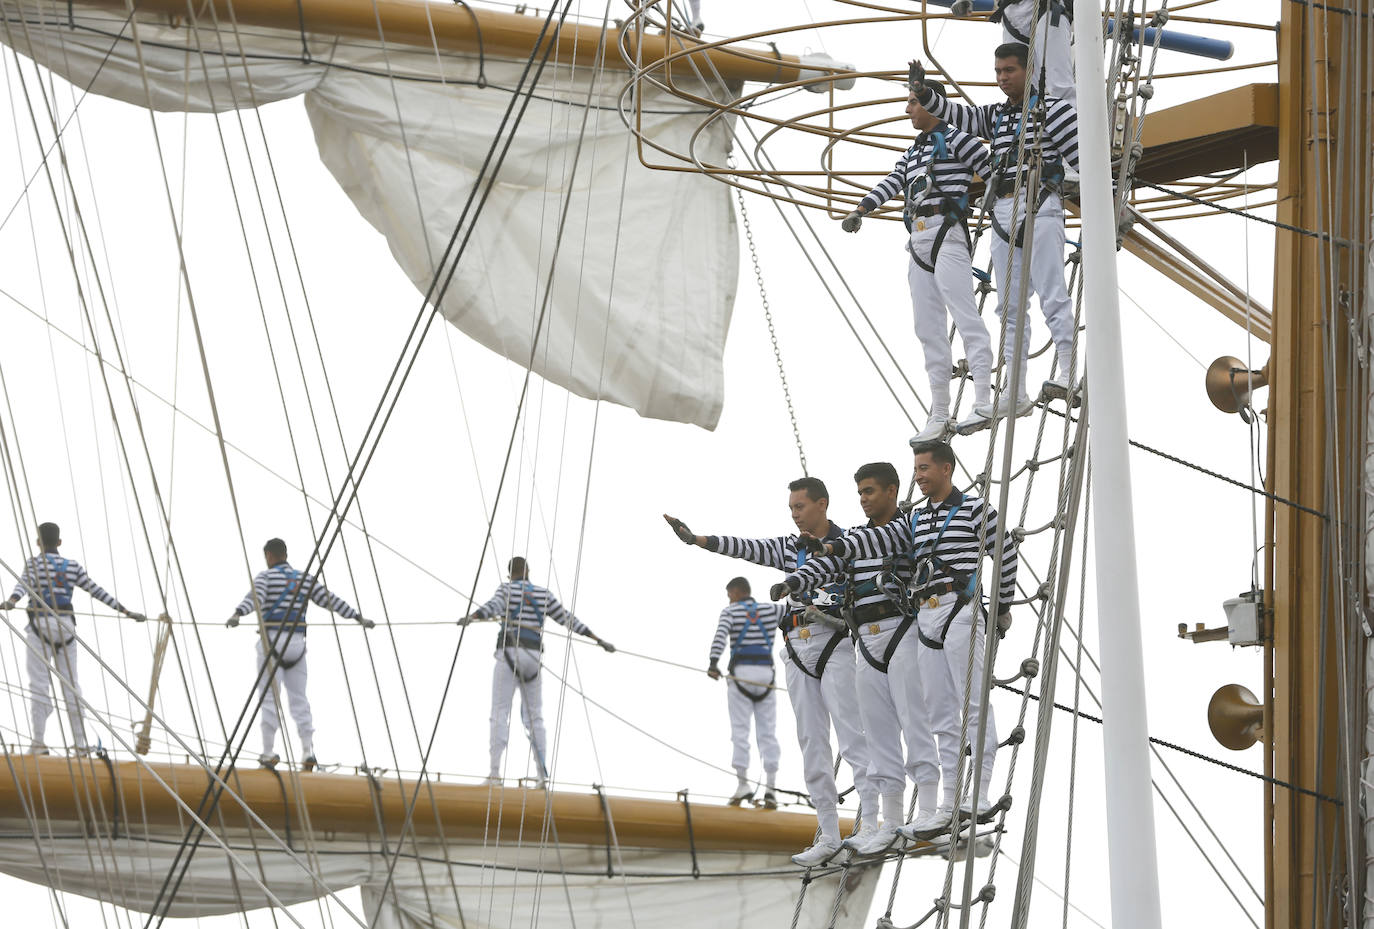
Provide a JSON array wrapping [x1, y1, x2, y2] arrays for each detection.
[[1071, 2, 1163, 928]]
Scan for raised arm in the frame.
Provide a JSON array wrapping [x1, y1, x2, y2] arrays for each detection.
[[917, 85, 996, 138], [830, 519, 912, 561]]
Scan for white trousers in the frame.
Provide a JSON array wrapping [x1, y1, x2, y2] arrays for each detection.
[[853, 617, 939, 799], [728, 663, 780, 774], [990, 192, 1076, 396], [490, 647, 546, 776], [26, 616, 84, 747], [908, 219, 994, 410], [1003, 6, 1076, 104], [915, 593, 998, 807], [257, 631, 311, 757], [782, 628, 877, 826]]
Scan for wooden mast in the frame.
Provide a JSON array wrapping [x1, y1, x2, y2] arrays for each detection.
[[1266, 1, 1371, 927]]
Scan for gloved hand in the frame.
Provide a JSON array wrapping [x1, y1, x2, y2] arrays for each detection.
[[126, 610, 147, 622], [908, 59, 926, 94], [798, 532, 828, 556], [950, 0, 974, 17], [359, 618, 376, 630], [996, 609, 1012, 639], [707, 663, 721, 680], [226, 614, 240, 628], [457, 614, 474, 626], [840, 210, 863, 233], [598, 638, 616, 653], [769, 581, 791, 602], [0, 599, 15, 611], [662, 514, 696, 545]]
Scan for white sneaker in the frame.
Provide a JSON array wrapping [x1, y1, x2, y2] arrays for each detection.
[[996, 394, 1034, 418], [842, 819, 877, 849], [955, 402, 995, 435], [899, 806, 953, 841], [791, 840, 842, 867], [909, 417, 950, 446], [759, 790, 778, 810], [959, 798, 999, 825], [1040, 375, 1079, 405], [27, 742, 49, 756], [728, 784, 753, 806], [846, 824, 899, 857], [258, 753, 280, 769]]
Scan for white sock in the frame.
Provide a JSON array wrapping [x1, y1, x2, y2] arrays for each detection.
[[916, 779, 939, 816], [735, 768, 750, 792], [929, 388, 950, 422], [1057, 348, 1075, 381], [974, 378, 992, 406], [859, 791, 881, 829], [817, 807, 841, 845], [881, 790, 905, 830], [765, 770, 776, 790]]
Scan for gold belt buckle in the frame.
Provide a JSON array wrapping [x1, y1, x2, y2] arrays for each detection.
[[868, 623, 881, 635], [926, 596, 940, 609], [799, 628, 811, 640], [915, 218, 927, 232]]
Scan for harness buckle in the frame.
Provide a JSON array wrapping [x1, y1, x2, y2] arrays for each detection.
[[868, 623, 881, 635], [798, 628, 811, 640]]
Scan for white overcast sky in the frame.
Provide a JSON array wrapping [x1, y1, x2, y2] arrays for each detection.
[[0, 1, 1279, 926]]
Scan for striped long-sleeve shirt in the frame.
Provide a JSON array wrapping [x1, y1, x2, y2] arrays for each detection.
[[859, 123, 991, 215], [706, 521, 849, 623], [921, 88, 1079, 175], [780, 520, 917, 623], [232, 563, 360, 631], [788, 490, 1018, 612], [10, 553, 125, 614], [473, 580, 590, 651], [710, 598, 785, 666]]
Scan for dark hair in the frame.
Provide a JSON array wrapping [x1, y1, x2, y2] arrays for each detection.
[[911, 440, 957, 471], [509, 556, 529, 579], [994, 42, 1029, 66], [726, 576, 751, 595], [38, 522, 60, 549], [264, 538, 288, 559], [788, 476, 830, 504], [853, 462, 901, 491]]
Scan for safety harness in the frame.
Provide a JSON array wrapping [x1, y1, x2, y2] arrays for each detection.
[[262, 565, 308, 670], [26, 554, 76, 649], [987, 93, 1066, 247], [781, 527, 849, 680], [499, 582, 545, 682], [909, 492, 982, 650], [904, 126, 973, 273], [729, 599, 775, 704]]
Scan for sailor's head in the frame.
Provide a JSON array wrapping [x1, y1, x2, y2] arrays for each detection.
[[853, 462, 901, 521], [726, 576, 751, 603], [911, 441, 957, 501], [37, 522, 60, 552], [788, 476, 831, 535], [508, 557, 529, 581], [994, 42, 1030, 102], [263, 538, 288, 567], [907, 81, 944, 132]]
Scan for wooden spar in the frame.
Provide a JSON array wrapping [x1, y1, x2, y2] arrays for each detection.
[[1265, 1, 1371, 926], [0, 755, 852, 853], [134, 614, 173, 756], [1133, 83, 1278, 182], [76, 0, 827, 84]]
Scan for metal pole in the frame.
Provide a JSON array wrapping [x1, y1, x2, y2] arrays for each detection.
[[1071, 3, 1163, 928]]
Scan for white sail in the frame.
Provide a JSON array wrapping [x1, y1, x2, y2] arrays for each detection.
[[0, 1, 739, 429]]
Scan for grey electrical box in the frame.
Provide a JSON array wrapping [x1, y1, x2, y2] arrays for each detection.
[[1223, 591, 1263, 647]]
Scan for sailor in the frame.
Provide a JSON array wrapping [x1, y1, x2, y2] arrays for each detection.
[[461, 557, 615, 788], [840, 80, 996, 439], [226, 538, 372, 770], [705, 577, 785, 809], [664, 477, 880, 867], [788, 442, 1017, 835], [771, 463, 942, 856], [968, 0, 1076, 104], [1, 522, 146, 755], [911, 46, 1081, 415]]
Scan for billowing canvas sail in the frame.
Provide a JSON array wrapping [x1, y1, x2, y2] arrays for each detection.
[[0, 1, 739, 428]]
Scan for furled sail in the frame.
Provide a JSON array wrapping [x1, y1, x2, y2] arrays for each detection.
[[0, 1, 740, 428]]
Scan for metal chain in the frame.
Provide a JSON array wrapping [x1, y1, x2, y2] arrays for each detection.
[[733, 182, 808, 475]]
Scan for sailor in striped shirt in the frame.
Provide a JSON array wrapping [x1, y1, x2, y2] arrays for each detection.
[[987, 0, 1076, 103], [666, 477, 879, 865], [914, 44, 1082, 413], [707, 577, 785, 808], [461, 557, 615, 787], [3, 522, 146, 754], [771, 463, 942, 856], [789, 442, 1017, 833], [226, 537, 371, 770], [841, 81, 996, 439]]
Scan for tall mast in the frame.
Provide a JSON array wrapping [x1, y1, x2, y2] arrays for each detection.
[[1071, 2, 1163, 927], [1266, 1, 1372, 927]]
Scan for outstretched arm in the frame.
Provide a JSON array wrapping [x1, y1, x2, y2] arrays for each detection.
[[547, 595, 615, 652]]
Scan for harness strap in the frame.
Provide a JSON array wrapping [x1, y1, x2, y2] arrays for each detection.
[[852, 613, 918, 674], [782, 627, 845, 680], [991, 184, 1056, 246], [267, 644, 305, 671], [502, 647, 540, 683], [910, 212, 969, 274], [730, 667, 775, 704], [26, 617, 75, 649]]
